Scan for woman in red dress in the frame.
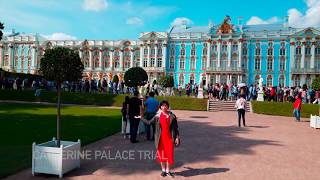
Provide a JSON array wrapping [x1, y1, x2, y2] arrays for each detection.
[[141, 100, 180, 177]]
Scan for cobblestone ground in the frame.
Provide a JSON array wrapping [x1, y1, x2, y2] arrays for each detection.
[[6, 110, 320, 180]]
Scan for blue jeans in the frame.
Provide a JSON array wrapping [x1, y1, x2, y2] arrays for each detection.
[[293, 109, 300, 121]]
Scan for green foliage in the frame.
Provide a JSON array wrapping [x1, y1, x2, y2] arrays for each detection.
[[124, 67, 148, 87], [153, 79, 157, 84], [112, 75, 119, 83], [0, 103, 121, 178], [159, 75, 174, 87], [252, 101, 318, 118], [312, 77, 320, 91], [0, 22, 4, 41], [39, 47, 84, 84]]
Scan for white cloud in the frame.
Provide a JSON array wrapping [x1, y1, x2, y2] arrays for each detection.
[[288, 0, 320, 27], [246, 16, 280, 25], [42, 33, 77, 40], [170, 17, 193, 27], [126, 17, 144, 25], [246, 0, 320, 27], [82, 0, 108, 12]]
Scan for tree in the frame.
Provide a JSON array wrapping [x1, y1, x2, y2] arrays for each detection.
[[312, 77, 320, 91], [0, 22, 4, 41], [39, 47, 84, 146], [124, 67, 148, 87], [112, 75, 119, 83], [159, 75, 174, 88]]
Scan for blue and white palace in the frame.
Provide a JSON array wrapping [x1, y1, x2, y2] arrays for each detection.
[[0, 16, 320, 88]]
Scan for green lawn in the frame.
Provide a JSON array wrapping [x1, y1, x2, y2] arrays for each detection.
[[0, 103, 122, 178], [0, 89, 208, 111], [252, 101, 319, 118]]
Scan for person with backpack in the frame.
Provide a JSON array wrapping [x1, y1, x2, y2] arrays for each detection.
[[121, 96, 130, 139], [235, 94, 247, 127]]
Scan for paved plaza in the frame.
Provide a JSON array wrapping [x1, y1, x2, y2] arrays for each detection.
[[6, 110, 320, 180]]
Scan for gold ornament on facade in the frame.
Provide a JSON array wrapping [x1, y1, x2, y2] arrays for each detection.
[[217, 15, 234, 34]]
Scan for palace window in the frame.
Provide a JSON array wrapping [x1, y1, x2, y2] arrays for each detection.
[[170, 57, 174, 69], [124, 57, 130, 68], [190, 74, 195, 84], [280, 48, 286, 56], [305, 47, 311, 55], [202, 47, 207, 56], [232, 44, 238, 52], [94, 57, 99, 69], [279, 75, 285, 87], [114, 50, 120, 56], [255, 57, 261, 71], [179, 74, 184, 86], [256, 42, 260, 48], [255, 48, 261, 56], [280, 42, 285, 47], [267, 57, 273, 71], [143, 58, 148, 67], [191, 48, 196, 56], [151, 48, 155, 57], [294, 76, 300, 87], [202, 57, 206, 69], [144, 48, 148, 56], [306, 76, 311, 87], [267, 48, 273, 56], [242, 57, 247, 70], [221, 45, 227, 52], [190, 56, 196, 70], [157, 58, 162, 67], [315, 46, 320, 55], [157, 48, 162, 56], [267, 75, 273, 87], [150, 58, 155, 67], [180, 48, 185, 56], [212, 45, 217, 52], [114, 58, 120, 68], [268, 42, 273, 47], [242, 48, 247, 55], [170, 46, 175, 57], [280, 57, 285, 71], [295, 47, 301, 55], [294, 57, 301, 69], [180, 57, 185, 69]]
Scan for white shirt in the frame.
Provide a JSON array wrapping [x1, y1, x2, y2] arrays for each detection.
[[235, 98, 246, 110]]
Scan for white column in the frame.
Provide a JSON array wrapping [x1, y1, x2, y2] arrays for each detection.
[[119, 50, 123, 69], [79, 49, 83, 59], [147, 45, 151, 67], [215, 74, 219, 83], [130, 49, 134, 68], [227, 40, 232, 67], [290, 40, 295, 70], [155, 45, 158, 68], [99, 49, 103, 69], [0, 45, 3, 68], [217, 41, 221, 68], [237, 75, 240, 84], [238, 41, 242, 68], [89, 49, 93, 70], [206, 74, 209, 88], [8, 45, 13, 70], [311, 41, 315, 69], [239, 75, 242, 83], [140, 46, 143, 67], [301, 42, 305, 69], [162, 45, 166, 69], [31, 46, 36, 69], [206, 42, 211, 69], [109, 50, 114, 69]]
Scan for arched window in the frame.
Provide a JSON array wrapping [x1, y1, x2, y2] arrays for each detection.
[[267, 48, 273, 56], [179, 74, 184, 86], [280, 57, 285, 71], [124, 49, 131, 68], [295, 46, 301, 55], [114, 57, 120, 68], [267, 57, 273, 71], [170, 47, 175, 57], [103, 49, 110, 68], [279, 75, 285, 87], [294, 75, 300, 87], [170, 57, 174, 69], [267, 75, 273, 87], [180, 48, 185, 56], [202, 47, 207, 56], [179, 57, 185, 69], [190, 56, 196, 70], [255, 57, 261, 70], [255, 48, 261, 56]]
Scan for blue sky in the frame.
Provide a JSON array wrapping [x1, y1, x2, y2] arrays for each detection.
[[0, 0, 319, 40]]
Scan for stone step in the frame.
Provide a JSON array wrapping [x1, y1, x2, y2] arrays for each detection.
[[207, 100, 252, 112]]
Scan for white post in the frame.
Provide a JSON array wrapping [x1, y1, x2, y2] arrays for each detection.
[[89, 49, 93, 70], [216, 74, 219, 83], [206, 42, 211, 69], [119, 50, 123, 69], [109, 49, 113, 70], [155, 45, 158, 68], [301, 41, 305, 69], [130, 49, 134, 68], [79, 49, 82, 59], [290, 39, 295, 86], [237, 75, 240, 84], [140, 46, 144, 67], [8, 45, 13, 71], [147, 45, 151, 67], [217, 40, 221, 68], [227, 40, 232, 68], [238, 41, 242, 68], [311, 40, 315, 69], [99, 49, 103, 69], [31, 46, 36, 71], [162, 45, 166, 69]]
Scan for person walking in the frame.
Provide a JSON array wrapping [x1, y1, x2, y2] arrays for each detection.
[[127, 91, 143, 143], [235, 95, 247, 127], [140, 100, 180, 178], [293, 94, 302, 121], [144, 92, 159, 141], [121, 96, 130, 139]]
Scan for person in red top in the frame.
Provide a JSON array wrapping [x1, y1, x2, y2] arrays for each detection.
[[293, 93, 302, 121], [140, 101, 180, 178]]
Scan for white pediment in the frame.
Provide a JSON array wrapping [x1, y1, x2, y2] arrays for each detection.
[[291, 27, 320, 37], [139, 32, 168, 40]]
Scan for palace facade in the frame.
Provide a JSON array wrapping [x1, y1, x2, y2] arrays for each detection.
[[1, 16, 320, 88]]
